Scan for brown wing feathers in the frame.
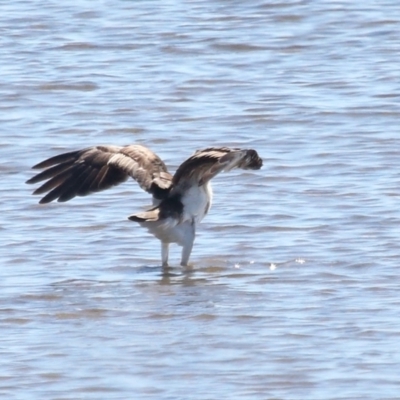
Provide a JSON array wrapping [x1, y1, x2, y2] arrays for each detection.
[[26, 145, 171, 204], [108, 145, 171, 192], [172, 147, 232, 186], [172, 147, 262, 187]]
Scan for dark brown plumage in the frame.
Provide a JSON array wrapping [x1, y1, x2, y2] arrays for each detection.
[[26, 145, 172, 204]]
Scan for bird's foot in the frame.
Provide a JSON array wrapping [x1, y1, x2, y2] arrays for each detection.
[[180, 262, 194, 270]]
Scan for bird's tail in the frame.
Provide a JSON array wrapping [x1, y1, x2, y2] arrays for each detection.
[[128, 208, 160, 223]]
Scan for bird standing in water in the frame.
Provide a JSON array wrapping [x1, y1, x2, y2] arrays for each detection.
[[26, 145, 263, 267]]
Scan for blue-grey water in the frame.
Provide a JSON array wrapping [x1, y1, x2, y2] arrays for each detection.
[[1, 1, 400, 399]]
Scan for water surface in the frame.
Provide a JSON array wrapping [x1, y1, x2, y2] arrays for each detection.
[[1, 1, 400, 399]]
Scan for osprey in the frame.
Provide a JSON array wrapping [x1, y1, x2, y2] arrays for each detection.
[[26, 145, 263, 267]]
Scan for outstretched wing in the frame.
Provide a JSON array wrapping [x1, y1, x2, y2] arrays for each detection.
[[172, 147, 263, 188], [26, 144, 173, 204]]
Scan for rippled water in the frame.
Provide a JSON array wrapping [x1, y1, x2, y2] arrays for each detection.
[[2, 1, 400, 399]]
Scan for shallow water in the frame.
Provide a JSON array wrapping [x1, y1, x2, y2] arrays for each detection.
[[1, 1, 400, 399]]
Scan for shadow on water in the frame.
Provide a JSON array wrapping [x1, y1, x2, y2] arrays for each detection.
[[43, 257, 275, 289], [12, 257, 307, 327], [43, 254, 305, 289]]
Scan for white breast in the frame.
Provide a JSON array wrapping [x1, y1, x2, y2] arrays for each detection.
[[181, 182, 213, 224]]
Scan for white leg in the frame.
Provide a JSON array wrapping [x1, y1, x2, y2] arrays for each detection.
[[180, 223, 195, 267], [161, 242, 169, 267], [180, 241, 194, 267]]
